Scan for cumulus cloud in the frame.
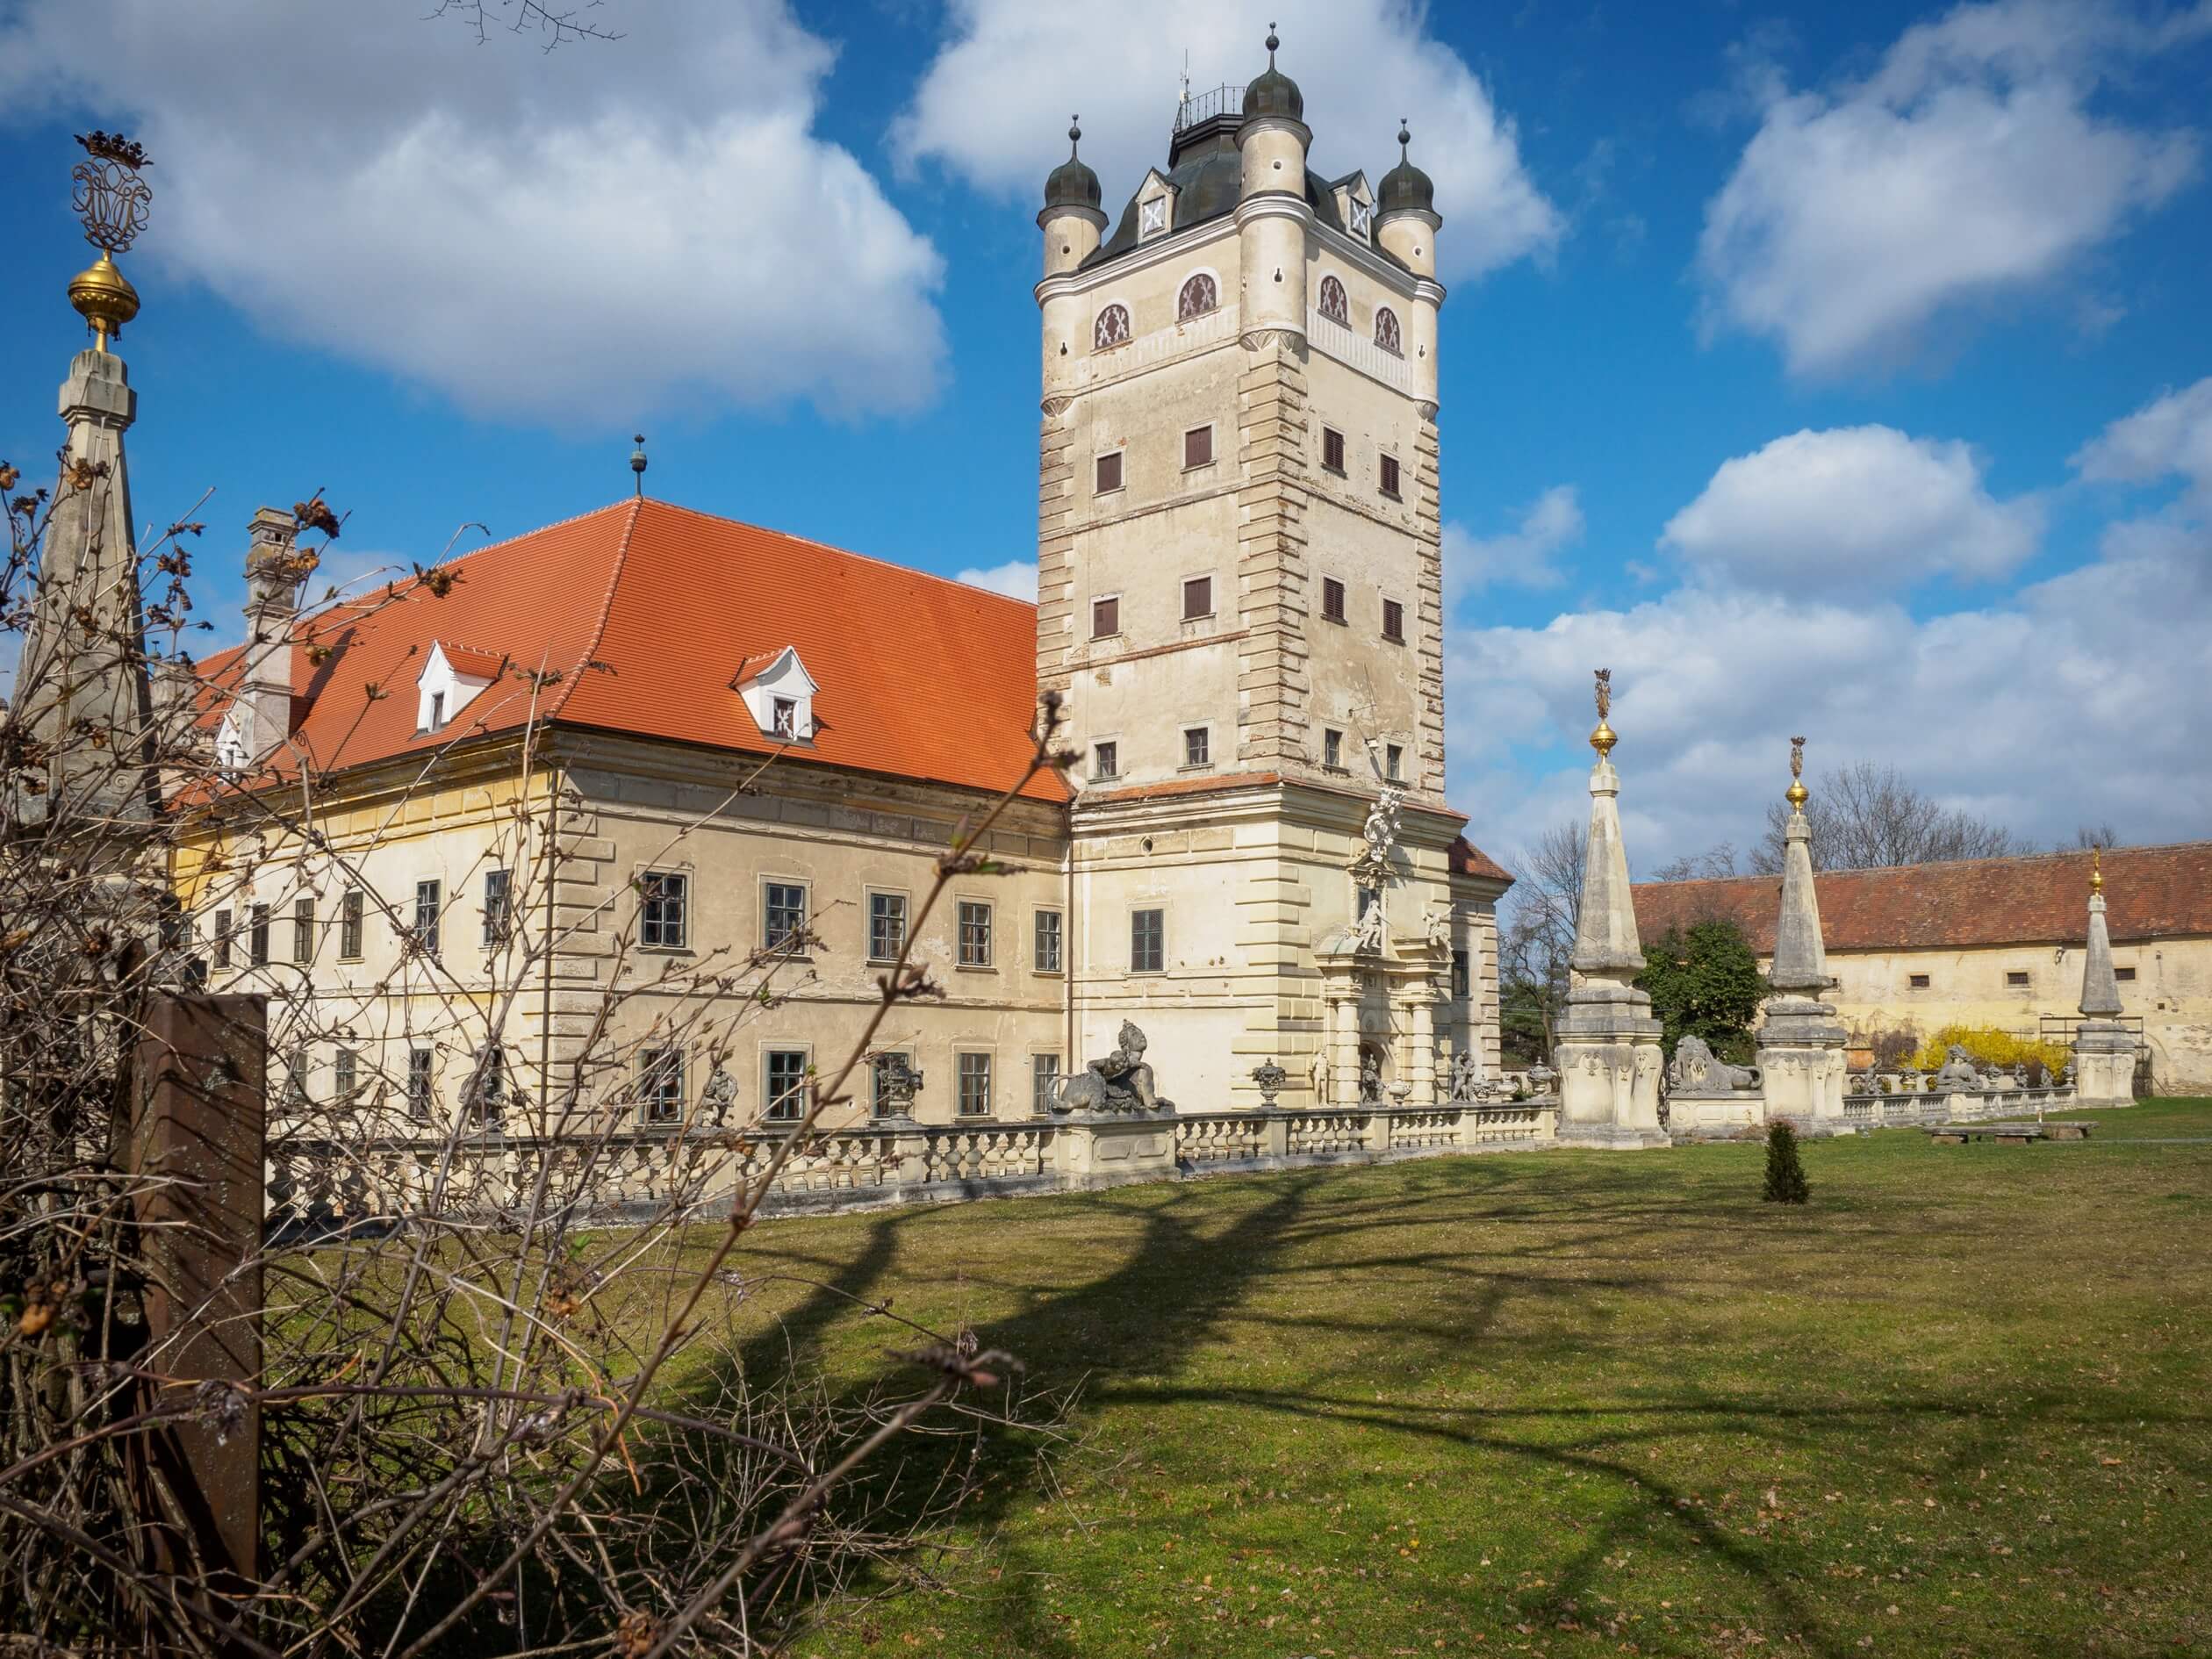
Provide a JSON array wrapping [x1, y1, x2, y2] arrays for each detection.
[[954, 559, 1039, 602], [0, 1, 945, 426], [1698, 0, 2204, 375], [893, 0, 1562, 283], [2071, 374, 2212, 493], [1661, 426, 2043, 594], [1443, 486, 1583, 612]]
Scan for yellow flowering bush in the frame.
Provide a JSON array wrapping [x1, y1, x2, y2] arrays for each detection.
[[1909, 1024, 2072, 1080]]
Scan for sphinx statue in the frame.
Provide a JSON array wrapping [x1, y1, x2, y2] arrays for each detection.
[[1053, 1021, 1173, 1115], [1663, 1034, 1761, 1095]]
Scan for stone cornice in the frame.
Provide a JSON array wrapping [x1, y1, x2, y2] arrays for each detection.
[[1033, 217, 1239, 305]]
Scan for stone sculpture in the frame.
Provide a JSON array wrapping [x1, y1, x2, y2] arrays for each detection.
[[702, 1064, 738, 1124], [1054, 1020, 1172, 1114], [1307, 1045, 1330, 1106], [1358, 1051, 1382, 1104], [1353, 897, 1386, 955], [1251, 1059, 1287, 1108], [1426, 905, 1453, 953], [1934, 1044, 1984, 1093], [1447, 1046, 1486, 1102], [1663, 1034, 1761, 1095]]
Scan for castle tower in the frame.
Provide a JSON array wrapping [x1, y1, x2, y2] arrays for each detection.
[[1034, 32, 1499, 1108]]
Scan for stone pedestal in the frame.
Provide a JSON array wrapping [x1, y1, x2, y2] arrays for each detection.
[[1666, 1089, 1763, 1135], [1055, 1110, 1178, 1189], [1406, 985, 1440, 1105], [2072, 1021, 2136, 1108], [1554, 982, 1667, 1148], [1757, 995, 1849, 1129]]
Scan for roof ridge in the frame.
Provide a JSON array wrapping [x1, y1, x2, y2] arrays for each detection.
[[1634, 839, 2212, 888], [543, 498, 643, 723]]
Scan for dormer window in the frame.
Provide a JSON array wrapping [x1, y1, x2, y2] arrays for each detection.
[[415, 642, 501, 736], [1349, 199, 1372, 238], [1140, 198, 1167, 238], [736, 646, 818, 743]]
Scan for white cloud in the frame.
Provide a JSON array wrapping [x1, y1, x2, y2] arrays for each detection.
[[1698, 0, 2204, 375], [1443, 485, 1583, 612], [893, 1, 1562, 283], [955, 559, 1038, 602], [2071, 374, 2212, 493], [0, 1, 945, 426], [1661, 426, 2043, 594]]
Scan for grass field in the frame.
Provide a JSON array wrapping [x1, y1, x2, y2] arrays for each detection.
[[714, 1100, 2212, 1658]]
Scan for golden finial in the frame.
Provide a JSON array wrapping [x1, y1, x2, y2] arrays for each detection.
[[1589, 667, 1617, 758], [1786, 735, 1808, 809], [66, 131, 152, 351], [2090, 846, 2103, 894]]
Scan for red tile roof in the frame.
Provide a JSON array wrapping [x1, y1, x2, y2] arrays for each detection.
[[1450, 835, 1512, 885], [1631, 843, 2212, 952], [196, 499, 1065, 802]]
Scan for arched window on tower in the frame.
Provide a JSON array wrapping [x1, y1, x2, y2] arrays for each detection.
[[1176, 273, 1217, 321], [1318, 275, 1349, 326], [1375, 305, 1403, 356], [1093, 303, 1131, 351]]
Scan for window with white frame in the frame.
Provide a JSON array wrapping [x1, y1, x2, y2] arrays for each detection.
[[958, 900, 993, 967], [292, 896, 314, 964], [413, 880, 442, 958], [406, 1048, 434, 1118], [1183, 727, 1210, 767], [641, 870, 687, 949], [734, 647, 817, 743], [636, 1046, 683, 1124], [958, 1052, 993, 1117], [868, 891, 908, 962], [334, 1046, 358, 1103], [483, 868, 513, 949], [765, 1049, 808, 1121], [1031, 1053, 1062, 1115], [765, 881, 808, 952], [1131, 908, 1165, 973], [249, 903, 270, 966], [1033, 908, 1063, 974], [340, 889, 363, 959]]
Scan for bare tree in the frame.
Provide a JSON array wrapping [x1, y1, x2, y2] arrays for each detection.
[[1646, 842, 1739, 882], [1496, 820, 1584, 1063], [2065, 823, 2122, 851], [1749, 762, 2019, 874]]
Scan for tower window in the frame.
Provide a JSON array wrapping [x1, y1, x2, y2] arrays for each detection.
[[1183, 424, 1213, 469], [1382, 599, 1405, 643], [1131, 908, 1166, 974], [1093, 303, 1131, 351], [1176, 272, 1217, 320], [1318, 275, 1348, 326], [1322, 427, 1345, 473], [1385, 743, 1404, 781], [1091, 594, 1120, 638], [1321, 577, 1347, 623], [1095, 450, 1124, 494], [1375, 305, 1403, 356], [1092, 741, 1118, 779], [1324, 729, 1344, 770], [1380, 455, 1402, 499], [1140, 198, 1167, 237], [1182, 727, 1210, 767], [1181, 575, 1212, 620]]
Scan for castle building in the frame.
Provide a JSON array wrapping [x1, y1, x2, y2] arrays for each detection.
[[150, 32, 1508, 1131]]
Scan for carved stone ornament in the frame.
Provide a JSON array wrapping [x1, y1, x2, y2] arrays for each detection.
[[1663, 1034, 1761, 1096], [1934, 1043, 1985, 1093], [1040, 395, 1074, 417], [1251, 1059, 1288, 1107], [1053, 1020, 1174, 1115]]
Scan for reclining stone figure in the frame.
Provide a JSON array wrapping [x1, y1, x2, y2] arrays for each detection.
[[1934, 1044, 1985, 1093], [1663, 1034, 1761, 1095], [1053, 1020, 1174, 1115]]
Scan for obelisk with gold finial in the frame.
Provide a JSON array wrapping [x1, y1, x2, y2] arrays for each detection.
[[2071, 848, 2137, 1108], [1757, 736, 1849, 1131]]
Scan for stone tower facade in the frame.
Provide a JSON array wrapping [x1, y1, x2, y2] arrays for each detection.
[[1033, 34, 1502, 1109]]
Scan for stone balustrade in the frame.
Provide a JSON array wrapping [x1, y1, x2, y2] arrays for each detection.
[[266, 1097, 1564, 1233]]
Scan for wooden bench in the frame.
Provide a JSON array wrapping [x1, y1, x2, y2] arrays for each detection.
[[1924, 1122, 2095, 1146]]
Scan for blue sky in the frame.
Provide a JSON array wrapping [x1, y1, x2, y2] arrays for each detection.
[[3, 0, 2208, 868]]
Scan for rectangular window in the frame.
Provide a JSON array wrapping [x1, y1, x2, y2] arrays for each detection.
[[1093, 740, 1118, 779], [870, 1052, 914, 1116], [1451, 946, 1471, 1001], [1322, 426, 1345, 473], [413, 880, 442, 958], [483, 868, 512, 949], [1909, 973, 1931, 989], [771, 696, 797, 738], [1182, 574, 1212, 620], [1183, 424, 1213, 469], [249, 903, 270, 967], [1031, 1053, 1062, 1115], [765, 1050, 808, 1122], [1131, 907, 1165, 974], [1382, 598, 1405, 643], [334, 1046, 358, 1103], [637, 1046, 683, 1125], [1033, 908, 1063, 973], [642, 870, 688, 950], [1324, 729, 1344, 770], [292, 897, 314, 964], [958, 900, 994, 967], [1095, 451, 1124, 494], [213, 908, 233, 970], [340, 889, 363, 959], [2115, 966, 2137, 981], [1385, 743, 1404, 781], [1321, 577, 1347, 623], [2006, 971, 2030, 988], [1183, 726, 1210, 767], [868, 891, 908, 962], [1091, 594, 1120, 638], [1380, 454, 1402, 499], [958, 1052, 993, 1117], [764, 881, 808, 952], [407, 1048, 434, 1118]]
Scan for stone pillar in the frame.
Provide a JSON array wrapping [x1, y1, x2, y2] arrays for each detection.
[[1554, 676, 1667, 1149], [2072, 853, 2137, 1108], [238, 507, 304, 761], [1330, 984, 1362, 1109], [1757, 744, 1849, 1129], [1407, 981, 1440, 1105]]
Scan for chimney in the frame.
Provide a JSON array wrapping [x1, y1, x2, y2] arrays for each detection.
[[238, 506, 302, 760]]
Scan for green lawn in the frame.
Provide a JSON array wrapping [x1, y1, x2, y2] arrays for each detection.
[[721, 1100, 2212, 1657]]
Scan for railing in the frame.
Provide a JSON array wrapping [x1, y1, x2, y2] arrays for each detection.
[[269, 1098, 1564, 1232], [1174, 84, 1244, 132], [1307, 307, 1418, 397]]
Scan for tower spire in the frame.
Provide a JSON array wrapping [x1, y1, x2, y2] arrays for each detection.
[[1770, 736, 1830, 995], [2079, 851, 2122, 1018]]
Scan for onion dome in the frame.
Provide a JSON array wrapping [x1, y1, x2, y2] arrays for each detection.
[[1376, 120, 1436, 217], [1241, 26, 1304, 123], [1043, 117, 1102, 214]]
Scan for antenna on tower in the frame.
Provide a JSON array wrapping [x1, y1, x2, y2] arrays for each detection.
[[1179, 48, 1190, 105]]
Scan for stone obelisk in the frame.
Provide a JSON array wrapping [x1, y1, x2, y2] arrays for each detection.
[[2070, 851, 2136, 1108], [1756, 738, 1848, 1130], [1553, 670, 1667, 1149]]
